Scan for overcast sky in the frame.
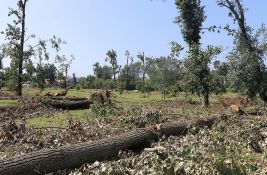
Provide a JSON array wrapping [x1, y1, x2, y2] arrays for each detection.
[[0, 1, 266, 76]]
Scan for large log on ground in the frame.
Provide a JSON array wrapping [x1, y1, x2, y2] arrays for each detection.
[[0, 115, 219, 175], [159, 116, 216, 137], [49, 97, 89, 101], [41, 99, 92, 110]]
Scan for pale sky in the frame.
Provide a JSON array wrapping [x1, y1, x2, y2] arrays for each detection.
[[0, 1, 266, 76]]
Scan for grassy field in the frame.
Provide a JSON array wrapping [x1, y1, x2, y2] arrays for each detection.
[[22, 87, 202, 104], [26, 109, 92, 128], [2, 87, 224, 129], [0, 99, 22, 106], [1, 88, 266, 174]]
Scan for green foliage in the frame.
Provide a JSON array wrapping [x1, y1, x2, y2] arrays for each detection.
[[210, 60, 228, 94], [106, 49, 120, 85], [225, 26, 267, 98], [1, 0, 65, 95], [175, 0, 205, 47], [143, 81, 154, 98], [75, 84, 81, 90], [214, 155, 247, 175], [6, 79, 17, 91], [175, 0, 220, 107], [182, 45, 222, 96], [170, 41, 183, 59], [34, 64, 46, 91], [90, 103, 113, 117], [116, 82, 125, 94], [119, 61, 142, 90], [218, 1, 267, 99], [93, 62, 112, 80], [147, 56, 181, 92], [55, 54, 75, 89], [169, 84, 181, 97]]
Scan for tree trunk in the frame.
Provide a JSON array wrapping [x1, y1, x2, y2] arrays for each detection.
[[41, 98, 91, 110], [17, 1, 26, 96], [126, 58, 129, 90], [113, 68, 116, 86], [49, 97, 88, 101], [201, 81, 209, 108], [202, 90, 209, 108], [64, 67, 67, 90], [0, 115, 218, 175]]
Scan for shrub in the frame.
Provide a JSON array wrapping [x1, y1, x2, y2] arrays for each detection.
[[90, 103, 113, 117]]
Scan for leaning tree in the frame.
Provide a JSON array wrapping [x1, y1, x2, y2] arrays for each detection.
[[217, 0, 267, 99]]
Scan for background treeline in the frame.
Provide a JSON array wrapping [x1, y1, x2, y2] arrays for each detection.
[[0, 0, 267, 108]]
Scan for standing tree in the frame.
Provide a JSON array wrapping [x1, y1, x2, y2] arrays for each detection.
[[137, 52, 152, 92], [93, 62, 102, 79], [0, 47, 4, 89], [73, 73, 77, 86], [55, 55, 75, 89], [137, 52, 145, 91], [147, 56, 182, 100], [105, 49, 119, 86], [1, 0, 63, 95], [43, 63, 57, 85], [175, 0, 217, 107], [217, 0, 266, 99], [125, 50, 131, 90], [92, 62, 112, 80]]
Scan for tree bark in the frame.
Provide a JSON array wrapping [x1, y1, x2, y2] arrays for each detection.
[[41, 99, 91, 110], [202, 89, 209, 108], [49, 97, 88, 101], [17, 0, 26, 96], [0, 115, 218, 175]]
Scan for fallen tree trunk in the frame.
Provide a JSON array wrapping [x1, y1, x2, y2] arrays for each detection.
[[0, 115, 219, 175], [49, 97, 89, 101], [41, 99, 92, 110]]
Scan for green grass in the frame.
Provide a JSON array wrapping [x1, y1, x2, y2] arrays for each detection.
[[114, 91, 181, 104], [26, 109, 92, 128], [23, 87, 99, 97], [0, 99, 23, 106], [22, 87, 225, 128]]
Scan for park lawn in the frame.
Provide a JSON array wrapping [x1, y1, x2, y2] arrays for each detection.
[[26, 109, 92, 128], [0, 99, 23, 106], [22, 87, 99, 98], [23, 87, 225, 129]]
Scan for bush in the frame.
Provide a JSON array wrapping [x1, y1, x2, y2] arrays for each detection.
[[116, 82, 125, 94], [90, 103, 113, 117], [75, 84, 81, 90], [6, 79, 17, 91]]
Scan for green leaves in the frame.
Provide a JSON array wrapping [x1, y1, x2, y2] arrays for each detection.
[[175, 0, 206, 46], [106, 49, 119, 85]]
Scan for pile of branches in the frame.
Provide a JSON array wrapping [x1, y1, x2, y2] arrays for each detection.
[[0, 91, 19, 100], [66, 114, 267, 175]]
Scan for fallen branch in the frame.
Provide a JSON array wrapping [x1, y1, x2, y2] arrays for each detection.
[[144, 146, 166, 153], [95, 119, 103, 128]]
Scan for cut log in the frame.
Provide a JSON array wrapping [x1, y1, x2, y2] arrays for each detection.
[[0, 115, 219, 175], [41, 99, 92, 110], [49, 97, 89, 101]]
